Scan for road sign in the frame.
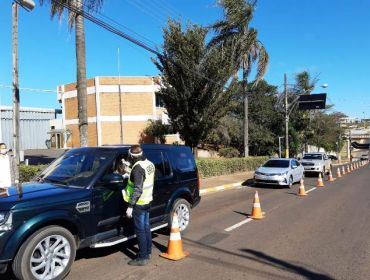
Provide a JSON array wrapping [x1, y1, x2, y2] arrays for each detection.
[[298, 93, 327, 110]]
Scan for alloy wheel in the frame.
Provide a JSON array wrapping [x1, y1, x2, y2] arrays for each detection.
[[30, 235, 71, 280], [175, 203, 190, 231]]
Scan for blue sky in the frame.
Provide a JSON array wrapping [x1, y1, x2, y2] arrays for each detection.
[[0, 0, 369, 118]]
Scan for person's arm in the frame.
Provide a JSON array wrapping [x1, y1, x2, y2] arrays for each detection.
[[128, 165, 146, 207]]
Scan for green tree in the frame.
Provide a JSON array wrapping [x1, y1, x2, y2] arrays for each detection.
[[208, 80, 283, 156], [289, 71, 319, 154], [153, 20, 240, 156], [208, 0, 269, 157], [143, 120, 172, 144], [40, 0, 103, 147], [310, 111, 346, 152]]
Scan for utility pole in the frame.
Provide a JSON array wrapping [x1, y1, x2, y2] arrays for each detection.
[[117, 48, 123, 144], [12, 2, 20, 181], [284, 73, 289, 158], [278, 136, 284, 158]]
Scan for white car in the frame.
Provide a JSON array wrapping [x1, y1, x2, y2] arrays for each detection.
[[254, 158, 304, 188], [300, 152, 331, 175]]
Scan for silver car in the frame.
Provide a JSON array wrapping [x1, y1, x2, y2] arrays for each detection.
[[254, 158, 304, 188]]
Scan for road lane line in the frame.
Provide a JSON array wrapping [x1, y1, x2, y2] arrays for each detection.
[[224, 218, 253, 232], [306, 187, 317, 193]]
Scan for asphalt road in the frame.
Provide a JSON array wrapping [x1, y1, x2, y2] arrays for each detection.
[[2, 166, 369, 280]]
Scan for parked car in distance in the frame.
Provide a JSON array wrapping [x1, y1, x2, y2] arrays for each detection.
[[328, 155, 338, 161], [254, 158, 304, 188], [300, 152, 332, 175], [360, 153, 369, 160], [0, 145, 201, 280]]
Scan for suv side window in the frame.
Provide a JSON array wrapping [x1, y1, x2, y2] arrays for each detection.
[[291, 160, 298, 168], [176, 151, 196, 172], [145, 151, 171, 179]]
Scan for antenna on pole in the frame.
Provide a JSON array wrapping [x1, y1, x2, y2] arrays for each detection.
[[118, 47, 124, 144]]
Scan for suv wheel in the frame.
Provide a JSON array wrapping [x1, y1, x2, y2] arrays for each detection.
[[13, 226, 76, 280], [169, 199, 191, 234]]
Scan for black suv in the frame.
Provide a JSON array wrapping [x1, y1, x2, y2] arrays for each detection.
[[0, 145, 200, 280]]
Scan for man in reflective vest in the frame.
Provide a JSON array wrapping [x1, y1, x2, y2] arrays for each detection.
[[123, 145, 155, 266]]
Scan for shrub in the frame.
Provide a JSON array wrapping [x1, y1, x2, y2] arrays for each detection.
[[218, 147, 240, 158], [19, 165, 46, 183], [196, 156, 268, 178]]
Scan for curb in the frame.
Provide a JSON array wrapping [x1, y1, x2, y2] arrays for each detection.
[[200, 181, 246, 195]]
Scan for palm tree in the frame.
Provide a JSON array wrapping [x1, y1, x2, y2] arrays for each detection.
[[208, 0, 269, 157], [40, 0, 103, 147], [293, 71, 318, 152], [294, 71, 318, 95]]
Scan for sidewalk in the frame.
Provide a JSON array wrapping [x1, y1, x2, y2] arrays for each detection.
[[199, 171, 254, 195]]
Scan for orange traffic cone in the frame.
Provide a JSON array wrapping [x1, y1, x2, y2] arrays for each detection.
[[342, 166, 346, 175], [297, 179, 307, 196], [249, 191, 265, 219], [347, 165, 351, 173], [317, 173, 325, 187], [160, 213, 189, 261], [328, 169, 334, 182], [336, 167, 342, 178]]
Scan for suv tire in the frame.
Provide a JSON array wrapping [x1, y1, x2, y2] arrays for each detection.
[[168, 198, 191, 234], [13, 226, 76, 280]]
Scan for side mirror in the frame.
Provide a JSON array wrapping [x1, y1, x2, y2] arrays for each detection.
[[101, 173, 124, 188]]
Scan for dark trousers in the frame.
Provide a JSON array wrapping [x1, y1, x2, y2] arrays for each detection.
[[132, 204, 152, 259]]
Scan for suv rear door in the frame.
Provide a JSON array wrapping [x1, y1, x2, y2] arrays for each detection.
[[144, 149, 174, 223]]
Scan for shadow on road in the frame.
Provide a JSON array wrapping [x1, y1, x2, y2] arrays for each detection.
[[243, 179, 280, 189], [182, 237, 335, 280], [240, 249, 335, 280]]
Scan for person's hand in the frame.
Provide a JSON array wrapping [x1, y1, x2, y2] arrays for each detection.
[[126, 207, 133, 218]]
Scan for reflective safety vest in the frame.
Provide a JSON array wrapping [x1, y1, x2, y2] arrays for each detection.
[[123, 159, 155, 205]]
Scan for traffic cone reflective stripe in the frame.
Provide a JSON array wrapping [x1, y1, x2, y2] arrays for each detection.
[[342, 166, 346, 175], [298, 179, 307, 196], [337, 167, 342, 178], [328, 170, 334, 182], [317, 173, 325, 187], [160, 213, 189, 261], [347, 165, 351, 173], [250, 191, 265, 219]]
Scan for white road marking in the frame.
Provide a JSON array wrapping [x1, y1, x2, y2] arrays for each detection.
[[306, 187, 317, 193], [224, 218, 253, 232]]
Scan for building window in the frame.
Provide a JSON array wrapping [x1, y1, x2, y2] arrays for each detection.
[[155, 94, 165, 108]]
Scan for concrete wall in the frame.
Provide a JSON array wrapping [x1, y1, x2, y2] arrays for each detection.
[[60, 76, 163, 147]]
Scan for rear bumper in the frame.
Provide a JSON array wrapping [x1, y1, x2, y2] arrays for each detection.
[[0, 262, 8, 274], [192, 195, 201, 208]]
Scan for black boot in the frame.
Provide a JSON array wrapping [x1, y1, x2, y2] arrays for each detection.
[[128, 258, 149, 266]]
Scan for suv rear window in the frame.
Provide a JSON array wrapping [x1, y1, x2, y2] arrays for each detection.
[[176, 151, 196, 172]]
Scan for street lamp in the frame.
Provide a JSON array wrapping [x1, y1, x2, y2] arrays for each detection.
[[12, 0, 35, 182]]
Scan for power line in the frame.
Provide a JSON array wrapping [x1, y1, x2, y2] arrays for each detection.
[[125, 0, 166, 25], [154, 0, 182, 18], [0, 84, 59, 93], [51, 0, 233, 91]]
